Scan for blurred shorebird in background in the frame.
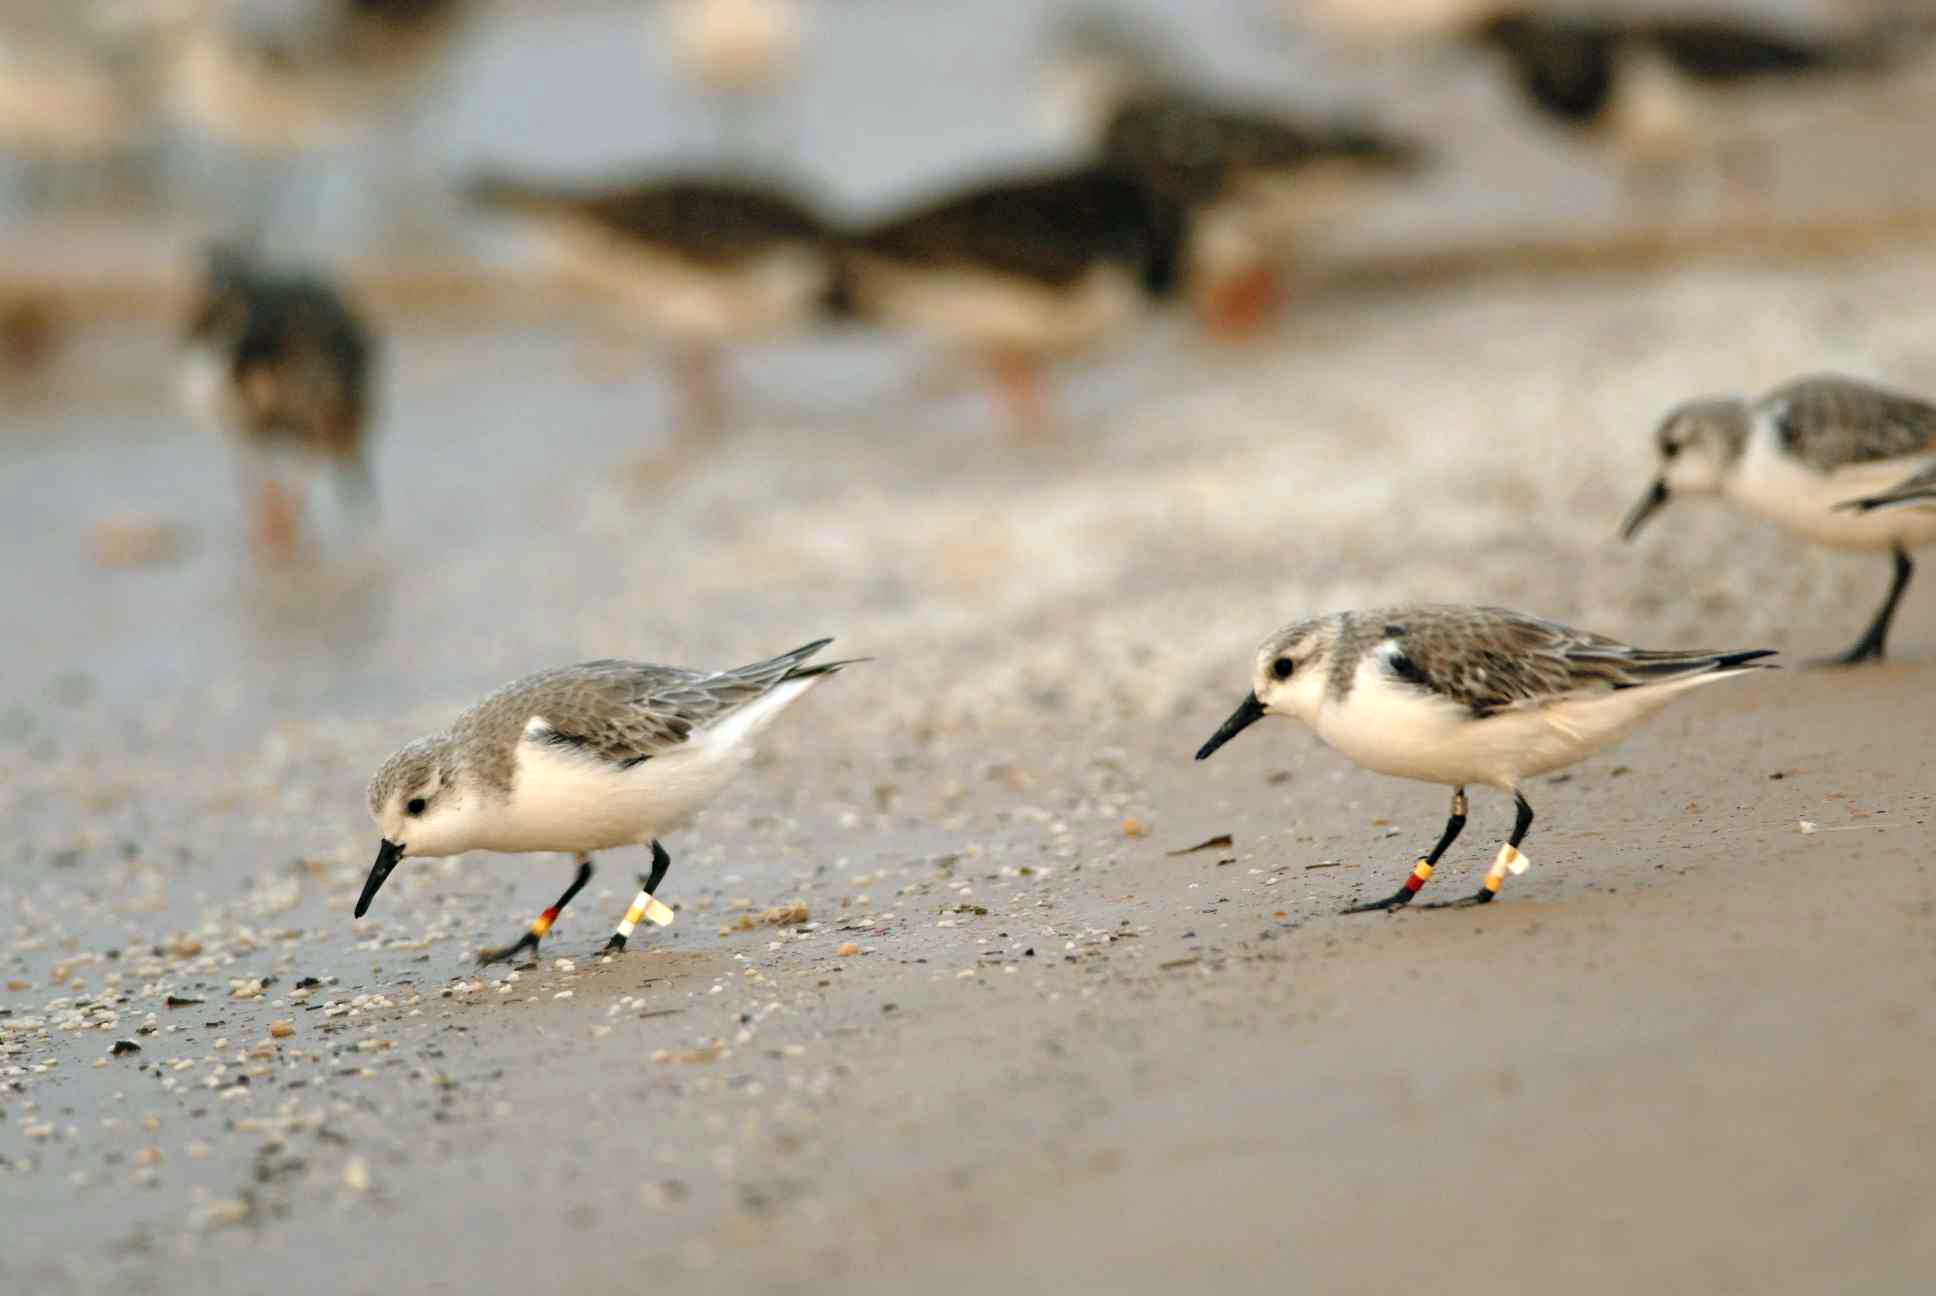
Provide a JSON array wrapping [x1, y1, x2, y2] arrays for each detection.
[[839, 163, 1185, 441], [1622, 374, 1936, 665], [1042, 9, 1424, 338], [466, 169, 842, 446], [654, 0, 807, 163], [0, 1, 174, 214], [181, 243, 378, 554], [1304, 1, 1932, 202], [164, 0, 475, 245]]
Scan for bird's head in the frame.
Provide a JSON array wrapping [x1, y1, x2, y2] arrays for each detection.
[[1622, 396, 1749, 539], [1195, 616, 1336, 760], [359, 736, 467, 917]]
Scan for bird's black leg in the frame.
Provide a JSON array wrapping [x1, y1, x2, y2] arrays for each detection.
[[478, 856, 594, 966], [1430, 792, 1535, 908], [1343, 788, 1468, 914], [1825, 546, 1912, 666], [602, 841, 674, 954]]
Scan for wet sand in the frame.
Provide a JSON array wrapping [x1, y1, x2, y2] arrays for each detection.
[[4, 246, 1935, 1294]]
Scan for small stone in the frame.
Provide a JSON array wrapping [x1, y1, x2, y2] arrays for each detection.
[[92, 516, 185, 568], [229, 979, 264, 1000], [109, 1039, 141, 1056], [835, 942, 860, 958], [201, 1199, 249, 1229], [1122, 817, 1149, 838], [342, 1157, 370, 1192], [269, 1020, 294, 1039]]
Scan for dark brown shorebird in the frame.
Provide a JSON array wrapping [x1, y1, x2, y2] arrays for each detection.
[[180, 243, 377, 554], [1463, 4, 1926, 193], [468, 170, 842, 443], [1044, 10, 1423, 337], [839, 163, 1184, 441]]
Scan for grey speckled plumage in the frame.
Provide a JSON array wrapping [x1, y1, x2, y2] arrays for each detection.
[[1281, 606, 1774, 718], [369, 639, 847, 809], [1761, 375, 1936, 471]]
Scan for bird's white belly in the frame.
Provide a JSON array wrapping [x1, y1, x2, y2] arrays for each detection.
[[476, 741, 746, 855], [1313, 667, 1678, 791], [178, 346, 230, 431], [1732, 441, 1936, 551], [850, 257, 1142, 355], [555, 224, 832, 343]]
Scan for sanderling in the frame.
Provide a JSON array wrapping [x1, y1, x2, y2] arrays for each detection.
[[358, 639, 857, 964], [1194, 605, 1773, 910], [840, 163, 1183, 440], [181, 243, 377, 553], [1622, 374, 1936, 664], [467, 171, 839, 439]]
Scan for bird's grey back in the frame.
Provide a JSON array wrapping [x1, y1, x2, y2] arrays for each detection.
[[449, 641, 835, 791], [1336, 605, 1755, 717], [1762, 375, 1936, 470]]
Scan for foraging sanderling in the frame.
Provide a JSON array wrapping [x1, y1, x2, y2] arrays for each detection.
[[359, 639, 858, 964], [1194, 605, 1773, 910], [180, 243, 377, 553], [1623, 374, 1936, 664]]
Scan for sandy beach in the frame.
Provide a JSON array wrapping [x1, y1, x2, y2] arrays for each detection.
[[4, 241, 1935, 1293], [6, 0, 1936, 1288]]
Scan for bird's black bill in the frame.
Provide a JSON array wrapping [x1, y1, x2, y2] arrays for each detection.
[[1195, 693, 1266, 761], [1619, 478, 1669, 540], [355, 839, 403, 919]]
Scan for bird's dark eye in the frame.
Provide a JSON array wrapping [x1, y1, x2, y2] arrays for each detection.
[[1661, 440, 1680, 460], [1272, 657, 1294, 680], [406, 797, 426, 816]]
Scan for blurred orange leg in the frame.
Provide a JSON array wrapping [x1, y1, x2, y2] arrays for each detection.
[[675, 345, 725, 441], [251, 479, 302, 553], [987, 348, 1050, 442], [1197, 264, 1284, 341]]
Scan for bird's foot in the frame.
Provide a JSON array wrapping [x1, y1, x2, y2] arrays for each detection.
[[1421, 889, 1497, 910], [1341, 889, 1416, 915], [601, 933, 628, 955], [1813, 643, 1885, 668], [477, 931, 540, 967]]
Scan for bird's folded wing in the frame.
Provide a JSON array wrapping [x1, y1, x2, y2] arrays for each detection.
[[1771, 376, 1936, 469]]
